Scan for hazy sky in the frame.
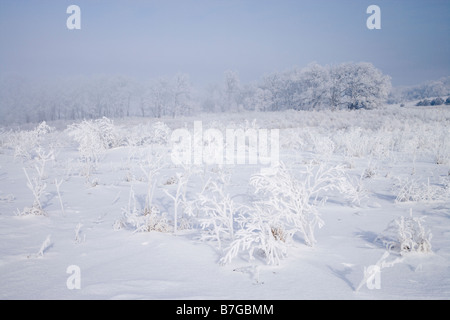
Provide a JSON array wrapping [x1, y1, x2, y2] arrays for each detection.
[[0, 0, 449, 86]]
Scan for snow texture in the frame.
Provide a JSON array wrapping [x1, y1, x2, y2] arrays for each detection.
[[0, 105, 449, 299]]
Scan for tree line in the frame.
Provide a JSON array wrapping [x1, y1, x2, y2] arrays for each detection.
[[388, 76, 450, 104], [0, 62, 394, 126]]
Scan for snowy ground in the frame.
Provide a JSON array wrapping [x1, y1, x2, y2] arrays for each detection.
[[0, 104, 449, 300]]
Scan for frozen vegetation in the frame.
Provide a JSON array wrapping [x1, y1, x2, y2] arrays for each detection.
[[0, 102, 449, 299], [0, 62, 405, 125]]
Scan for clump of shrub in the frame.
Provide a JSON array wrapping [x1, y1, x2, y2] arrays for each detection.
[[377, 209, 432, 255], [416, 97, 447, 106]]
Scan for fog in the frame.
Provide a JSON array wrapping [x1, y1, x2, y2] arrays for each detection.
[[0, 0, 449, 125], [1, 0, 449, 86]]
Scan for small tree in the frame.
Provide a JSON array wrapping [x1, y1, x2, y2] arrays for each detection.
[[332, 62, 391, 110]]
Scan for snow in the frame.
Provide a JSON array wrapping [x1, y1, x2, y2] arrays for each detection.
[[0, 105, 449, 300]]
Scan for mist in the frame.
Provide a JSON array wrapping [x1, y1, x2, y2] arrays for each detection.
[[0, 0, 449, 125]]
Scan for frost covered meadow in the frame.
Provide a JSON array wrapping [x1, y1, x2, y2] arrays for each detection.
[[0, 103, 449, 299], [1, 0, 450, 301]]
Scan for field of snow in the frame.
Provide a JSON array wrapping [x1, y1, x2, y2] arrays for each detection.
[[0, 104, 449, 300]]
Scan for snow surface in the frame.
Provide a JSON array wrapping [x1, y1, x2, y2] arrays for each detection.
[[0, 105, 449, 300]]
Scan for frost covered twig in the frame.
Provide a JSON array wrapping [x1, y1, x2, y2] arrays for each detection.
[[220, 161, 350, 265], [17, 167, 47, 216], [395, 177, 449, 203], [114, 185, 170, 233], [198, 179, 241, 250], [163, 163, 196, 234], [74, 223, 83, 243], [377, 208, 433, 255], [249, 161, 345, 247], [36, 235, 52, 258], [55, 178, 65, 216]]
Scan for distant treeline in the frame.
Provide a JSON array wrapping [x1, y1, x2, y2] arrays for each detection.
[[0, 62, 446, 126], [388, 76, 450, 104]]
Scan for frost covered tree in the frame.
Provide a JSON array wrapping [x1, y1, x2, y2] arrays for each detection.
[[243, 86, 273, 112], [172, 73, 193, 117], [256, 62, 391, 111], [337, 62, 391, 109], [223, 70, 241, 112], [148, 78, 172, 118], [297, 62, 330, 109]]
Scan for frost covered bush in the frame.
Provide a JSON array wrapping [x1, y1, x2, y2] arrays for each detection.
[[333, 127, 368, 158], [220, 203, 290, 266], [115, 155, 171, 233], [220, 162, 349, 265], [114, 186, 170, 233], [6, 122, 54, 160], [198, 179, 241, 249], [394, 177, 449, 203], [163, 164, 197, 234], [67, 117, 121, 157], [124, 121, 171, 146], [332, 126, 393, 159], [16, 167, 47, 216], [338, 174, 369, 207], [378, 209, 432, 255], [249, 162, 347, 247], [306, 133, 335, 156], [431, 133, 450, 165], [67, 117, 122, 177]]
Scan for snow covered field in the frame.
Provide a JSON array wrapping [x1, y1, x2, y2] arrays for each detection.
[[0, 104, 449, 300]]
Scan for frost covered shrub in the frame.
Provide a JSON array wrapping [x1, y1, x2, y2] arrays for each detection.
[[278, 128, 307, 150], [306, 133, 335, 156], [163, 164, 198, 234], [67, 117, 121, 177], [338, 174, 369, 207], [220, 162, 349, 265], [249, 162, 347, 247], [394, 177, 449, 203], [333, 127, 369, 158], [6, 122, 54, 160], [124, 121, 171, 146], [431, 132, 450, 165], [332, 126, 393, 159], [149, 121, 172, 144], [114, 186, 170, 233], [198, 179, 241, 249], [115, 154, 172, 233], [220, 203, 290, 265], [67, 117, 121, 157], [378, 209, 432, 255], [16, 167, 47, 216]]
